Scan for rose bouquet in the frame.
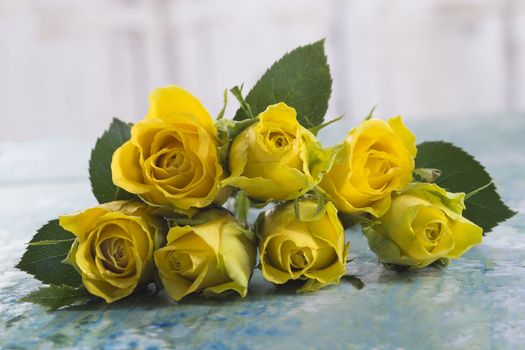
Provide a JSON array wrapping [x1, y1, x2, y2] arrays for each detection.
[[17, 40, 515, 309]]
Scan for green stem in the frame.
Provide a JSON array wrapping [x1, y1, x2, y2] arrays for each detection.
[[230, 85, 255, 119], [235, 191, 250, 226], [216, 89, 228, 120], [309, 114, 344, 135], [294, 197, 301, 221], [363, 104, 378, 121]]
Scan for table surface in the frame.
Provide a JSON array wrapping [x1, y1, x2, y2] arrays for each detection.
[[1, 115, 524, 350]]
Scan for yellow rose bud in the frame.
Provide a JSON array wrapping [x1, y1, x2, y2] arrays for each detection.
[[222, 102, 336, 202], [59, 201, 160, 303], [257, 199, 349, 291], [320, 116, 417, 217], [363, 183, 483, 268], [154, 210, 256, 301], [112, 86, 223, 210]]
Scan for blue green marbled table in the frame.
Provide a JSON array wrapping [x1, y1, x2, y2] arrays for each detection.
[[1, 115, 524, 349]]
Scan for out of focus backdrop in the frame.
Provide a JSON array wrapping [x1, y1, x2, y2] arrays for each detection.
[[1, 0, 524, 141]]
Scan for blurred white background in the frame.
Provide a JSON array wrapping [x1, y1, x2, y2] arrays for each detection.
[[1, 0, 524, 142]]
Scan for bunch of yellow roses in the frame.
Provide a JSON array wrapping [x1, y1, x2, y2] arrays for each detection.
[[17, 40, 515, 310], [55, 85, 483, 304]]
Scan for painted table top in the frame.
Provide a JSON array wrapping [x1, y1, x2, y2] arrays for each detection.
[[1, 115, 524, 349]]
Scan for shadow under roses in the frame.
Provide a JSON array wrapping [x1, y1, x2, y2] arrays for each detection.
[[56, 269, 442, 313], [58, 272, 367, 313]]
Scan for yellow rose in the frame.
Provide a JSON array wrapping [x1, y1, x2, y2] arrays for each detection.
[[112, 86, 223, 210], [320, 116, 416, 217], [222, 102, 336, 202], [257, 199, 349, 291], [363, 183, 483, 268], [154, 210, 256, 301], [59, 201, 161, 303]]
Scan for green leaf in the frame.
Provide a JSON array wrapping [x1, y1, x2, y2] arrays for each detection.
[[29, 219, 75, 243], [341, 275, 365, 290], [20, 285, 93, 310], [16, 220, 82, 287], [234, 40, 332, 128], [415, 141, 516, 232], [216, 118, 259, 140], [89, 118, 136, 203]]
